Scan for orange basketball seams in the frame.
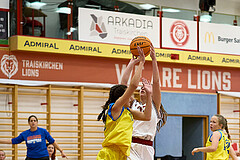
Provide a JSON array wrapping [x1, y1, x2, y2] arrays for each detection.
[[130, 36, 152, 57]]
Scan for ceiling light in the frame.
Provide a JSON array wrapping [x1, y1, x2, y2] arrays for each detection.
[[66, 27, 77, 35], [139, 4, 157, 10], [56, 7, 71, 14], [66, 32, 71, 36], [70, 27, 77, 32], [26, 1, 46, 10], [200, 15, 212, 22], [162, 8, 180, 13]]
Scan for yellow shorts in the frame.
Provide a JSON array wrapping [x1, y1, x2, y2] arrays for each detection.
[[97, 146, 127, 160]]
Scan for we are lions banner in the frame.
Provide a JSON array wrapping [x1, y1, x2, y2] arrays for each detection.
[[78, 8, 160, 48], [162, 17, 197, 51], [1, 49, 240, 93], [200, 23, 240, 55]]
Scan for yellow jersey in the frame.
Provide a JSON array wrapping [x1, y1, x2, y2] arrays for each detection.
[[102, 103, 134, 156], [206, 129, 230, 160]]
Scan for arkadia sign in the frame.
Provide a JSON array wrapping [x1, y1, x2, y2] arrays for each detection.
[[78, 7, 160, 48]]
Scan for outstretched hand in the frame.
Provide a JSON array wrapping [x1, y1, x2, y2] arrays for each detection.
[[129, 55, 140, 65], [61, 151, 68, 159], [150, 44, 156, 60], [142, 78, 152, 95], [137, 46, 145, 63], [191, 148, 200, 155]]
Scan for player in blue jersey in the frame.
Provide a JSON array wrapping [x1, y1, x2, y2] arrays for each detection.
[[0, 115, 67, 160]]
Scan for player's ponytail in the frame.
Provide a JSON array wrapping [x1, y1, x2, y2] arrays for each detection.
[[224, 118, 231, 140], [215, 114, 231, 140], [97, 100, 110, 123], [157, 104, 168, 131], [97, 84, 127, 123]]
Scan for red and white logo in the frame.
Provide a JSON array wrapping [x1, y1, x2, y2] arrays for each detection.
[[1, 54, 18, 78], [170, 21, 189, 46]]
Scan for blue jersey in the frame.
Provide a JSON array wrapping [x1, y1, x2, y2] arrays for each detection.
[[12, 127, 55, 158]]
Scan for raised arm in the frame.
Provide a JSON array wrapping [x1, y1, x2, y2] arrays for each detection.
[[112, 46, 145, 119], [121, 56, 140, 85], [150, 44, 161, 112], [130, 78, 152, 121]]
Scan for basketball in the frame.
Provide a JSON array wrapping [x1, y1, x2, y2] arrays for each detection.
[[130, 36, 152, 57]]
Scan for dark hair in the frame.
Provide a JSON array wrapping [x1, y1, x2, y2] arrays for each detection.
[[28, 115, 38, 123], [97, 84, 127, 123], [215, 114, 231, 140], [46, 143, 56, 160], [157, 104, 168, 132]]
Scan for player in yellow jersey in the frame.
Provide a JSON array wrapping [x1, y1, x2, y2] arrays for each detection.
[[97, 46, 152, 160], [192, 114, 238, 160]]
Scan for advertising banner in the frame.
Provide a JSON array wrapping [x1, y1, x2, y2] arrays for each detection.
[[0, 49, 239, 93], [78, 8, 160, 48], [10, 36, 240, 68], [162, 17, 197, 51], [200, 22, 240, 55]]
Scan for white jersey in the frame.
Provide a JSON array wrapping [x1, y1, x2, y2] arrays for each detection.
[[131, 100, 161, 141]]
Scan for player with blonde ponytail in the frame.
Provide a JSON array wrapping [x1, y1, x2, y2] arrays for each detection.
[[192, 114, 238, 160]]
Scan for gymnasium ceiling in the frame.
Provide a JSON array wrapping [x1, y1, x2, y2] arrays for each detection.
[[121, 0, 240, 16]]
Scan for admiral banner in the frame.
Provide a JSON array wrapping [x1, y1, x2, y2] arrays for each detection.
[[78, 7, 160, 48], [162, 17, 197, 51], [200, 22, 240, 55], [1, 49, 240, 93], [10, 36, 240, 68]]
